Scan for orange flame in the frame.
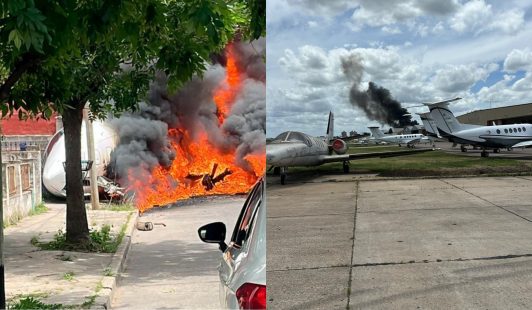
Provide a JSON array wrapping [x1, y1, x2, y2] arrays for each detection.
[[127, 44, 263, 213], [213, 44, 241, 124]]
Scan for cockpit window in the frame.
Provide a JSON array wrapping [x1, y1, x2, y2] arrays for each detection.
[[273, 132, 290, 142], [271, 131, 312, 146]]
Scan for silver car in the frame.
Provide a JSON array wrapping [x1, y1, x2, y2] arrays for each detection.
[[198, 177, 266, 309]]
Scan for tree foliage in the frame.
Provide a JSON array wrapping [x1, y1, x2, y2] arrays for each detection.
[[1, 0, 265, 117]]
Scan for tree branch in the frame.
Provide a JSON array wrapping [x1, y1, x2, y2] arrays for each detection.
[[0, 53, 41, 102]]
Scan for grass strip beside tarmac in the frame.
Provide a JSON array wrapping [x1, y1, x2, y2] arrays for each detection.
[[281, 149, 532, 177]]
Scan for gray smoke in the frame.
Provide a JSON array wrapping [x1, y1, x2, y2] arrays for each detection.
[[341, 54, 417, 127], [108, 39, 266, 185]]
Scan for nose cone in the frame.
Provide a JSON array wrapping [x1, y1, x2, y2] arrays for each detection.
[[42, 157, 67, 196], [266, 144, 284, 166]]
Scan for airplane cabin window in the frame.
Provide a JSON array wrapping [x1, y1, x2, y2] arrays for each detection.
[[504, 129, 508, 133], [518, 128, 522, 132], [496, 129, 500, 134], [523, 127, 527, 132], [509, 128, 513, 133]]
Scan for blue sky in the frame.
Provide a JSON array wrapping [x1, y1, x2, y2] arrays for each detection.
[[266, 0, 532, 137]]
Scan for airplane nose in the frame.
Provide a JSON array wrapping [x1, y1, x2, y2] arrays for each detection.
[[266, 151, 275, 164]]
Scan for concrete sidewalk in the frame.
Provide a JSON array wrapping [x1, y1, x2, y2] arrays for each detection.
[[4, 202, 136, 309]]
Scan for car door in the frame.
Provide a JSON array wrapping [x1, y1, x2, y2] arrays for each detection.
[[219, 179, 263, 308]]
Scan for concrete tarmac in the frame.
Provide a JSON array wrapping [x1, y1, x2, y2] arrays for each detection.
[[111, 196, 244, 309], [267, 175, 532, 309]]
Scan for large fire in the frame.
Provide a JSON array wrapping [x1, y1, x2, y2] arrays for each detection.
[[127, 44, 265, 213]]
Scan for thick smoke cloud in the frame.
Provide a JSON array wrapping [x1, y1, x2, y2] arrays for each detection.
[[341, 54, 418, 127], [108, 39, 266, 184]]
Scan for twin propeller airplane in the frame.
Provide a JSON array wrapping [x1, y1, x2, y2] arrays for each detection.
[[424, 98, 532, 157]]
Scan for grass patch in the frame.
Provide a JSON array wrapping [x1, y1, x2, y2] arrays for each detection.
[[277, 149, 532, 177], [62, 271, 75, 281], [29, 202, 49, 216], [102, 203, 135, 212], [103, 266, 114, 277], [81, 294, 97, 309], [33, 212, 132, 253], [7, 296, 62, 310]]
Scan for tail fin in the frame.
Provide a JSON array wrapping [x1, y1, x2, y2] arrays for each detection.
[[417, 112, 441, 138], [326, 111, 334, 143], [423, 97, 466, 134], [368, 126, 384, 138]]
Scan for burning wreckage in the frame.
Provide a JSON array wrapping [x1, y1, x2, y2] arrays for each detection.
[[42, 40, 266, 212]]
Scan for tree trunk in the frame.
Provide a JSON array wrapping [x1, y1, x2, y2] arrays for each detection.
[[62, 105, 90, 245]]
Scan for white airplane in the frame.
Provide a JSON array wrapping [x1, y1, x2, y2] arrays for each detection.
[[368, 126, 431, 148], [425, 98, 532, 157], [417, 112, 440, 147], [42, 120, 119, 197], [266, 112, 434, 184], [417, 112, 441, 139]]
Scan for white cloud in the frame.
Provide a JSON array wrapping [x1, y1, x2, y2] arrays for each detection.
[[382, 26, 402, 34], [512, 72, 532, 92], [449, 0, 524, 35], [433, 63, 498, 93], [349, 3, 422, 31], [503, 48, 532, 72], [449, 0, 492, 33]]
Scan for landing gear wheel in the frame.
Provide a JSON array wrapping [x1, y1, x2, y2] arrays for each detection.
[[343, 161, 350, 173], [273, 167, 280, 176], [461, 146, 467, 152], [481, 150, 489, 157], [280, 167, 287, 185], [398, 144, 402, 147], [494, 148, 500, 153]]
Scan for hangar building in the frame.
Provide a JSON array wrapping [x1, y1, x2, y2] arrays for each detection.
[[457, 102, 532, 126]]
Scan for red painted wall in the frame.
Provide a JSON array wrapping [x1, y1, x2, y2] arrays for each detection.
[[1, 112, 57, 136]]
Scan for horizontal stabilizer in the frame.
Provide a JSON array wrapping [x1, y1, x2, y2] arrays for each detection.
[[422, 97, 462, 106]]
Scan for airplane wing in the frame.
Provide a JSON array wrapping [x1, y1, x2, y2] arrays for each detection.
[[405, 138, 421, 145], [319, 148, 435, 163], [512, 141, 532, 148]]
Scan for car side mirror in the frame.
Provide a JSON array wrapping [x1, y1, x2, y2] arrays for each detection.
[[198, 222, 227, 252]]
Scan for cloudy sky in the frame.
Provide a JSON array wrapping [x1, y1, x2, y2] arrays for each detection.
[[266, 0, 532, 137]]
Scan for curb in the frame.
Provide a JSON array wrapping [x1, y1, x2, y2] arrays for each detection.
[[93, 211, 138, 309]]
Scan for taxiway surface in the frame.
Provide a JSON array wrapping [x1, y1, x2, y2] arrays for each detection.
[[267, 175, 532, 309]]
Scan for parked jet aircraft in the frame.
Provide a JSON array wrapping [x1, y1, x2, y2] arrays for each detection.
[[417, 112, 440, 138], [42, 120, 120, 197], [425, 98, 532, 157], [368, 127, 431, 148], [267, 112, 434, 184]]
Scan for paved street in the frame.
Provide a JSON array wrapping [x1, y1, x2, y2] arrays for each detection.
[[111, 196, 244, 309], [267, 176, 532, 309]]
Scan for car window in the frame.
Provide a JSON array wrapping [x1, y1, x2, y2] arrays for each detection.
[[231, 180, 263, 249]]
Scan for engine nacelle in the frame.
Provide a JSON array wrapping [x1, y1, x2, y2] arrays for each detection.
[[331, 139, 348, 155]]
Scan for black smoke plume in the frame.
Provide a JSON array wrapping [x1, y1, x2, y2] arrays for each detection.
[[341, 54, 418, 127], [107, 39, 266, 185]]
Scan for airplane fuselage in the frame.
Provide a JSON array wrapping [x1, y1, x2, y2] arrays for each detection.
[[266, 135, 329, 167], [375, 134, 428, 145], [438, 124, 532, 148]]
